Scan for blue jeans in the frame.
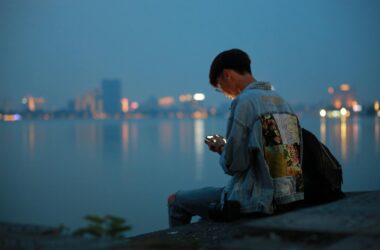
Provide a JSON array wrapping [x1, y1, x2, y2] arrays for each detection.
[[168, 187, 224, 227]]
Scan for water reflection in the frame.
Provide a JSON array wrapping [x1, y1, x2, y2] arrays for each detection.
[[89, 125, 98, 145], [375, 117, 379, 152], [159, 121, 173, 153], [130, 123, 139, 152], [320, 117, 326, 144], [340, 117, 347, 160], [28, 123, 35, 157], [194, 119, 205, 181], [75, 123, 103, 154], [122, 122, 129, 158], [102, 123, 122, 166], [179, 121, 191, 155], [352, 116, 359, 158], [320, 116, 361, 162]]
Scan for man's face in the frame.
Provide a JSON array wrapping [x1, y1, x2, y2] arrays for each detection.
[[215, 70, 240, 99]]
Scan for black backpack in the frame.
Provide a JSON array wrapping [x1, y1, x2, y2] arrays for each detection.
[[301, 128, 345, 204]]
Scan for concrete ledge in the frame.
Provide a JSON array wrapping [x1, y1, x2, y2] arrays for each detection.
[[1, 191, 379, 249], [126, 191, 380, 249]]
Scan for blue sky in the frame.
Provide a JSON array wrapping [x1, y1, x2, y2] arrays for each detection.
[[1, 0, 379, 109]]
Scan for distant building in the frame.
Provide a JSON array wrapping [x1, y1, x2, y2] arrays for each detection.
[[67, 99, 76, 113], [70, 88, 102, 115], [21, 96, 45, 112], [84, 89, 102, 114], [329, 83, 357, 109], [102, 79, 122, 115]]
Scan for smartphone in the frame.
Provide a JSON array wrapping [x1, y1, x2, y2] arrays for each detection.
[[205, 135, 216, 143], [204, 134, 226, 144]]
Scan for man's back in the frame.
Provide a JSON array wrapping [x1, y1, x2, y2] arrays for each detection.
[[220, 81, 304, 214]]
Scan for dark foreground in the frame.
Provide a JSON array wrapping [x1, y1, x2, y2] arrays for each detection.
[[1, 191, 380, 249]]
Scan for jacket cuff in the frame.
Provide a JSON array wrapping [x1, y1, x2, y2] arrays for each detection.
[[219, 151, 233, 176]]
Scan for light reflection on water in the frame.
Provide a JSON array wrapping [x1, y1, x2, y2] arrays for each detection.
[[194, 119, 205, 181], [159, 121, 173, 153], [179, 120, 191, 155], [340, 116, 348, 160], [318, 116, 380, 163], [320, 117, 326, 144], [375, 117, 379, 152], [0, 117, 379, 236], [122, 122, 129, 157], [27, 123, 35, 158], [313, 116, 380, 193]]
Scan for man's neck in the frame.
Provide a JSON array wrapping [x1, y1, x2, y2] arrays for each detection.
[[238, 74, 256, 91]]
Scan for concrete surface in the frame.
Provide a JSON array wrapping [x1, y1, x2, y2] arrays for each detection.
[[1, 191, 379, 249]]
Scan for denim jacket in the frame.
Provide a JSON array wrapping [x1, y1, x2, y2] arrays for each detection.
[[220, 81, 304, 214]]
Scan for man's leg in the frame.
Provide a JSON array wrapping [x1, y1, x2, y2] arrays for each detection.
[[167, 187, 224, 227]]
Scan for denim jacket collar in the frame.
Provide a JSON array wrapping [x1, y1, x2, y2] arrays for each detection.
[[244, 81, 274, 91]]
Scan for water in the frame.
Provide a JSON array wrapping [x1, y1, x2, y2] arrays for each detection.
[[0, 116, 379, 236]]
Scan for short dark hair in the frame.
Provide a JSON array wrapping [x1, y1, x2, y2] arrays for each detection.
[[209, 48, 252, 86]]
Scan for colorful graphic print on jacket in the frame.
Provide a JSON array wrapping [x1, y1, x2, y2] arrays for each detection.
[[261, 113, 304, 195]]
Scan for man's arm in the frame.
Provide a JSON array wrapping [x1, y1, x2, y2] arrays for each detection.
[[219, 99, 255, 175], [219, 118, 250, 175]]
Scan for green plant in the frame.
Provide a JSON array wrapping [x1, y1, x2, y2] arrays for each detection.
[[73, 214, 131, 239]]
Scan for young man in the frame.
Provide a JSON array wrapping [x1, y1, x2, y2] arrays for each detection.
[[167, 49, 304, 227]]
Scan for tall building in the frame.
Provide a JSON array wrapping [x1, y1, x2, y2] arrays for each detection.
[[21, 96, 45, 112], [102, 79, 122, 115]]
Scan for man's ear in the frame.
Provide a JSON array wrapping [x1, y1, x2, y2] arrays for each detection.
[[226, 69, 239, 82], [223, 69, 233, 80]]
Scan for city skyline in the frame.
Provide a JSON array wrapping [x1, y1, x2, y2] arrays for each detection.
[[1, 78, 380, 122], [1, 0, 380, 110], [0, 77, 377, 112]]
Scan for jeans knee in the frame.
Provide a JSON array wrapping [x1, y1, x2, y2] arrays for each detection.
[[167, 193, 176, 205]]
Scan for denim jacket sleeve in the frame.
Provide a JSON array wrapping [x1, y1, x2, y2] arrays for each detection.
[[219, 97, 254, 175]]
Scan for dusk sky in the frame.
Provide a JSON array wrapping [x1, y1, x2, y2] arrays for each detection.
[[1, 0, 379, 109]]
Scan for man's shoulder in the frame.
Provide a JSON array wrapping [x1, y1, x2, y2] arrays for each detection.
[[232, 93, 256, 112], [238, 87, 286, 107]]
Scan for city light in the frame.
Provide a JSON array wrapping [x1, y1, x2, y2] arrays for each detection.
[[193, 93, 205, 101], [377, 111, 380, 117], [374, 101, 380, 111], [22, 96, 46, 112], [333, 99, 342, 109], [327, 110, 341, 118], [121, 98, 129, 113], [130, 102, 139, 110], [28, 97, 36, 112], [159, 96, 175, 107], [340, 83, 350, 92], [179, 94, 192, 102], [192, 111, 208, 119], [319, 109, 327, 118], [352, 104, 362, 112], [3, 114, 21, 122], [328, 87, 334, 94], [340, 107, 347, 116]]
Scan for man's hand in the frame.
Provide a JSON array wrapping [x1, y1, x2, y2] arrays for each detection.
[[204, 134, 226, 155]]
